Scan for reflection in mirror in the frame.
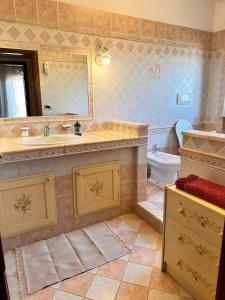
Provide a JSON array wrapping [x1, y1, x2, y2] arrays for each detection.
[[0, 49, 42, 118], [0, 47, 93, 121], [39, 54, 88, 116], [0, 64, 27, 117]]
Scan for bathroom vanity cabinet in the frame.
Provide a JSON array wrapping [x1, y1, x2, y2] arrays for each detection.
[[162, 185, 225, 300], [0, 172, 57, 238], [74, 161, 120, 216], [0, 121, 148, 251]]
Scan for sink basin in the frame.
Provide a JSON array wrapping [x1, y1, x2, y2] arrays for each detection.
[[18, 134, 81, 146]]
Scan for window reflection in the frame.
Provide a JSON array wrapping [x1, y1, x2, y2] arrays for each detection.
[[0, 64, 27, 118]]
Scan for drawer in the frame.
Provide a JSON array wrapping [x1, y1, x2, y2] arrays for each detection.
[[165, 216, 220, 276], [166, 188, 224, 247], [164, 244, 216, 300]]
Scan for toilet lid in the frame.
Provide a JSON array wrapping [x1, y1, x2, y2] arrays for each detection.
[[175, 119, 193, 145]]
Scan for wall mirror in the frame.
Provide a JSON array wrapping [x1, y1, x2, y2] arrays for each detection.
[[0, 47, 93, 122]]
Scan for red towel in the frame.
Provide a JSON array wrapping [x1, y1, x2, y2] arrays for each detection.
[[175, 174, 225, 209]]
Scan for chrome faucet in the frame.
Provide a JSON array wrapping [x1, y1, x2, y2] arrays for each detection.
[[43, 124, 51, 136], [151, 144, 160, 154]]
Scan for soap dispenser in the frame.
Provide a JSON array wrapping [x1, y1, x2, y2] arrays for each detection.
[[74, 121, 82, 136]]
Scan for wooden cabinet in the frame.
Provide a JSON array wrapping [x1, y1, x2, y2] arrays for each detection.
[[162, 185, 225, 300], [73, 161, 120, 216], [0, 172, 57, 238]]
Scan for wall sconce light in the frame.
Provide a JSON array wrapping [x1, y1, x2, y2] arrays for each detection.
[[95, 44, 112, 66]]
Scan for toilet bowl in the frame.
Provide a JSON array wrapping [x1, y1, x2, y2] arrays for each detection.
[[147, 152, 180, 187]]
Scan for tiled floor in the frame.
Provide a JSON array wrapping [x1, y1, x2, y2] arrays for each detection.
[[138, 182, 164, 222], [4, 213, 193, 300]]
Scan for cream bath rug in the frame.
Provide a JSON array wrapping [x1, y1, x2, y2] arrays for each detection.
[[16, 222, 130, 296]]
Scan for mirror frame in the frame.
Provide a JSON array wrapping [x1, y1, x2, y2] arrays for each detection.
[[0, 47, 94, 124]]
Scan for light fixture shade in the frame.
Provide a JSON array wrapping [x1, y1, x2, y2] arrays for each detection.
[[95, 46, 112, 66]]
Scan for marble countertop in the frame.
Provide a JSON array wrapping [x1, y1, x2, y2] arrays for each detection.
[[183, 130, 225, 142], [0, 131, 147, 164]]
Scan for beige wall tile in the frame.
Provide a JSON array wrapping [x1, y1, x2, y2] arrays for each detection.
[[166, 24, 178, 41], [77, 6, 95, 34], [127, 16, 141, 41], [187, 28, 198, 44], [95, 10, 111, 36], [140, 19, 154, 42], [37, 0, 58, 28], [111, 13, 126, 39], [0, 0, 15, 21], [178, 26, 188, 43], [15, 0, 37, 24], [154, 22, 167, 40], [198, 30, 210, 47], [55, 175, 73, 197], [58, 2, 77, 31]]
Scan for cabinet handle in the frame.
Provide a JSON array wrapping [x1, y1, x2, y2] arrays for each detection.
[[219, 232, 223, 238], [76, 172, 81, 176], [46, 177, 51, 182], [0, 153, 3, 159]]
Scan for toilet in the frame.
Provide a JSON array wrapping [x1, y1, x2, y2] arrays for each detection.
[[147, 152, 180, 187], [147, 119, 193, 187]]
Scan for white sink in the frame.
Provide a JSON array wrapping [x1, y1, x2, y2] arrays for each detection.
[[18, 134, 81, 146]]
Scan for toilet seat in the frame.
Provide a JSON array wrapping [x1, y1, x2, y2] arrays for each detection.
[[175, 119, 193, 146]]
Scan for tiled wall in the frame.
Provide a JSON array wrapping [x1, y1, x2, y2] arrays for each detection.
[[0, 0, 225, 151], [40, 61, 88, 116], [0, 0, 213, 48], [205, 29, 225, 131]]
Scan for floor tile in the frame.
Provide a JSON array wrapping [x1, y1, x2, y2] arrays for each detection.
[[88, 267, 99, 274], [85, 275, 120, 300], [180, 287, 194, 298], [52, 290, 82, 300], [135, 232, 158, 249], [117, 230, 137, 246], [150, 268, 180, 295], [23, 287, 56, 300], [119, 254, 130, 261], [118, 218, 142, 232], [116, 282, 149, 300], [51, 282, 61, 289], [148, 289, 179, 299], [129, 246, 156, 267], [59, 272, 94, 296], [123, 262, 152, 287], [97, 259, 127, 280], [139, 222, 159, 235]]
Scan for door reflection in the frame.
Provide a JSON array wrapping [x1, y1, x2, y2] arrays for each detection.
[[0, 64, 27, 118]]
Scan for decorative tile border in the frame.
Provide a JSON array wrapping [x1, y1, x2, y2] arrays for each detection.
[[180, 150, 225, 171], [0, 0, 213, 49], [212, 30, 225, 50], [182, 135, 225, 158], [0, 137, 148, 165]]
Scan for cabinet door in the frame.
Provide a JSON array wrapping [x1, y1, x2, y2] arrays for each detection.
[[0, 172, 57, 238], [74, 161, 120, 216]]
